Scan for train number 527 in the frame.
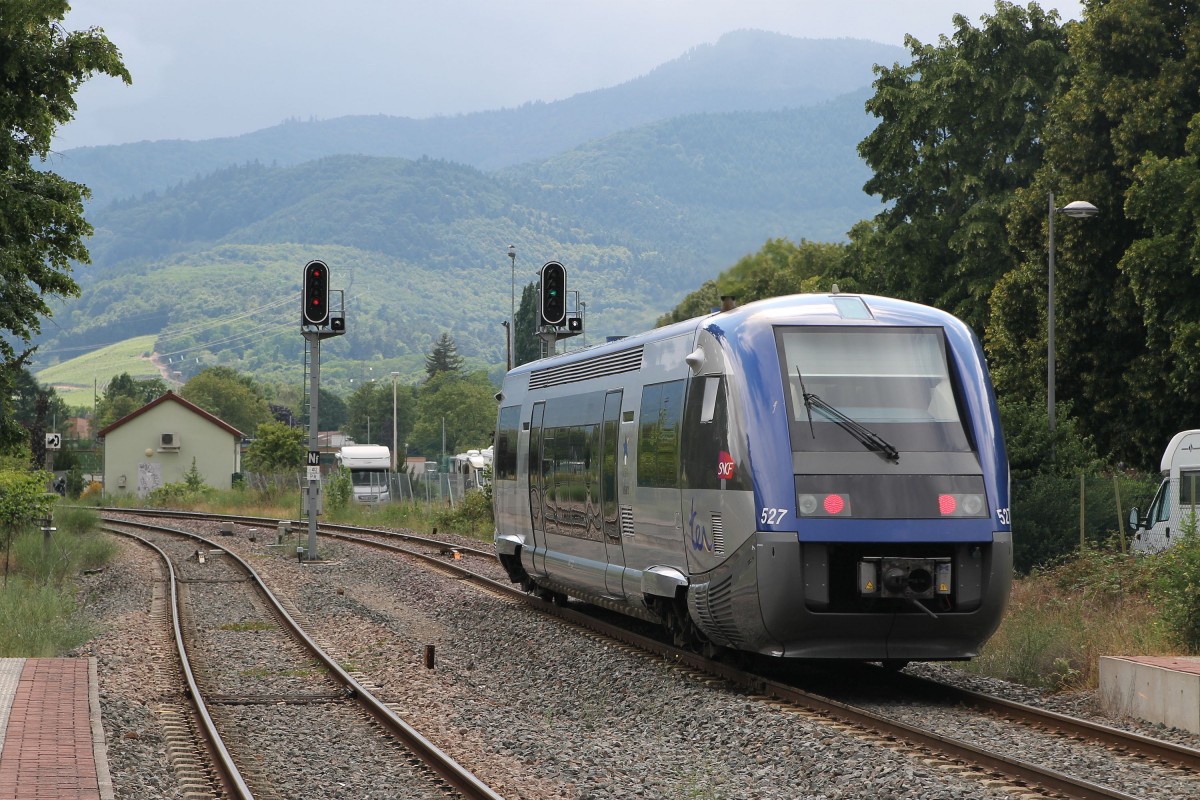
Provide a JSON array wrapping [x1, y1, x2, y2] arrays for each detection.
[[760, 507, 789, 525]]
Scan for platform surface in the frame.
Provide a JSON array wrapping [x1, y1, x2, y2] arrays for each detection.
[[0, 658, 113, 800]]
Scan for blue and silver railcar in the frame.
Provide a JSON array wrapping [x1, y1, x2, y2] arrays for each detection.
[[493, 293, 1011, 661]]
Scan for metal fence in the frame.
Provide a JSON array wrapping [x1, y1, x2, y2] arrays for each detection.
[[1011, 471, 1160, 572]]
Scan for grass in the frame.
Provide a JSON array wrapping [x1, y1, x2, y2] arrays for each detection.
[[0, 506, 115, 657], [34, 335, 163, 408], [961, 545, 1178, 691]]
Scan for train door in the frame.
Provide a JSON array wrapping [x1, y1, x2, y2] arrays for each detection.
[[600, 390, 626, 595], [528, 401, 547, 576]]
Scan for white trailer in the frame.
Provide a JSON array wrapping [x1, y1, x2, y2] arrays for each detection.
[[1129, 430, 1200, 552], [337, 444, 391, 504]]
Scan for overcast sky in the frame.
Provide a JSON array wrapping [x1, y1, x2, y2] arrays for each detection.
[[54, 0, 1086, 150]]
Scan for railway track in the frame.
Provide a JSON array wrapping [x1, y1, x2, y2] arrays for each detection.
[[101, 516, 504, 800], [100, 508, 1200, 799]]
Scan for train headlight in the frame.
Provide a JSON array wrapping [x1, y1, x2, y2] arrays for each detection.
[[798, 494, 819, 515]]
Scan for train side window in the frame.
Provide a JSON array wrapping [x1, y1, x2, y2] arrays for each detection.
[[494, 405, 521, 481], [638, 379, 684, 488]]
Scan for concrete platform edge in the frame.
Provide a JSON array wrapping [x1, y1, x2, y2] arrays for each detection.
[[88, 657, 115, 800], [1099, 655, 1200, 735]]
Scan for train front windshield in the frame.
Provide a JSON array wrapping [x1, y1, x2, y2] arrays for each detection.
[[778, 326, 973, 454]]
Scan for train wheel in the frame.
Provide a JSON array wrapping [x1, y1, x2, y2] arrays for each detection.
[[664, 600, 705, 651]]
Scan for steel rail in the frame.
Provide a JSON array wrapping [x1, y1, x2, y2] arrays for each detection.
[[102, 526, 254, 800], [103, 508, 1189, 799], [893, 670, 1200, 771], [96, 506, 496, 559], [102, 516, 505, 800]]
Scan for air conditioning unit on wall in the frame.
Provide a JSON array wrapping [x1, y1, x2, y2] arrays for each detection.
[[160, 432, 181, 449]]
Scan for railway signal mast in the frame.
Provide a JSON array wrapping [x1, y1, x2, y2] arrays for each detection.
[[537, 260, 583, 357], [300, 260, 345, 560]]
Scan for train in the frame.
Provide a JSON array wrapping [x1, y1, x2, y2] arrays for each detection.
[[492, 292, 1011, 663]]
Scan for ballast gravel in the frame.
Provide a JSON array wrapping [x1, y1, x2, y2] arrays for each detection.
[[70, 517, 1199, 799]]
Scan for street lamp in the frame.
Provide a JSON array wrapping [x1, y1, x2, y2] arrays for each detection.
[[501, 320, 511, 371], [1047, 192, 1099, 439], [391, 371, 400, 472], [507, 245, 516, 370]]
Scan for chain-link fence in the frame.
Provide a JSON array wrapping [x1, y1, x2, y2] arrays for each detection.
[[1012, 471, 1160, 573]]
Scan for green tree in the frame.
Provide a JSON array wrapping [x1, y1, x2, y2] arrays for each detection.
[[243, 421, 305, 473], [514, 282, 541, 368], [0, 468, 55, 584], [0, 2, 129, 386], [180, 366, 272, 434], [0, 367, 69, 459], [658, 239, 852, 325], [346, 379, 413, 448], [317, 387, 348, 431], [407, 372, 496, 458], [424, 332, 465, 378], [852, 2, 1070, 332], [95, 373, 169, 428], [990, 0, 1200, 466]]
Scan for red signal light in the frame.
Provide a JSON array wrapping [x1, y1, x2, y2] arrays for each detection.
[[938, 494, 957, 515], [823, 494, 845, 514]]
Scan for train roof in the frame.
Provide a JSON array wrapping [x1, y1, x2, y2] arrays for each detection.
[[504, 292, 970, 381]]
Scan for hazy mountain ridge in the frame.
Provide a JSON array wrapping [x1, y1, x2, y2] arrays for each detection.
[[48, 32, 904, 208]]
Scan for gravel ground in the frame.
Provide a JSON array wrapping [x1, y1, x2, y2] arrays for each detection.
[[71, 517, 1200, 799]]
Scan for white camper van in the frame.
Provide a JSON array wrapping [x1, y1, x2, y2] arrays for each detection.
[[1128, 430, 1200, 553], [336, 444, 391, 504], [452, 447, 493, 490]]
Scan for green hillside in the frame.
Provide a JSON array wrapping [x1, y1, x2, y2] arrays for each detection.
[[35, 335, 161, 407], [33, 96, 879, 390]]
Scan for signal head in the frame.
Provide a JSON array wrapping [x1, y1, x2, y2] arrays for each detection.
[[539, 260, 567, 326], [303, 260, 330, 325]]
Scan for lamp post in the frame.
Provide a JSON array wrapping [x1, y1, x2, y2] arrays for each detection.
[[391, 371, 400, 472], [1047, 192, 1099, 439], [507, 245, 516, 369], [501, 321, 511, 371]]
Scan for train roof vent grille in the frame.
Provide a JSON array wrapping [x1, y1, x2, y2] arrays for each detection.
[[529, 346, 644, 390]]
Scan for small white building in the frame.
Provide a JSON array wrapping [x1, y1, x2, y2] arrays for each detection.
[[97, 391, 245, 497]]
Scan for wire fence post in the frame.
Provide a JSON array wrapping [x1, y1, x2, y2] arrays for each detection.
[[1113, 475, 1126, 553], [1079, 473, 1087, 552]]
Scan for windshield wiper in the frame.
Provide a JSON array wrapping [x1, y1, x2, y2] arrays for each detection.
[[796, 368, 900, 462]]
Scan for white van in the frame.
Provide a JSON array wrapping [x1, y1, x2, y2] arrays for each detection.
[[1128, 430, 1200, 552], [336, 444, 391, 504]]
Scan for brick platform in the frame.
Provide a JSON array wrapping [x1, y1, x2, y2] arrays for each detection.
[[0, 658, 112, 800]]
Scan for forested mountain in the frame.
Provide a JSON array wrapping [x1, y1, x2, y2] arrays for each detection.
[[43, 92, 878, 388], [46, 32, 903, 207], [32, 32, 896, 393]]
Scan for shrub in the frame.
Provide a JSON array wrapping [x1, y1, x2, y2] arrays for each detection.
[[146, 481, 213, 508], [79, 481, 104, 503], [963, 542, 1171, 689], [1147, 525, 1200, 651], [326, 468, 352, 512], [431, 489, 494, 538]]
